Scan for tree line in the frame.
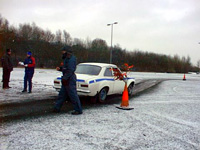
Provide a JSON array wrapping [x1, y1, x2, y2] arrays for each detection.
[[0, 14, 199, 73]]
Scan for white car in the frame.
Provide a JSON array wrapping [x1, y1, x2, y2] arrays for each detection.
[[53, 63, 135, 103]]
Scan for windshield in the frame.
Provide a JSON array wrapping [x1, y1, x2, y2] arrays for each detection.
[[75, 64, 101, 75]]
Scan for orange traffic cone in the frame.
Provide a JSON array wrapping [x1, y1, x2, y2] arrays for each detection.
[[183, 74, 186, 81], [116, 83, 134, 110], [121, 83, 129, 107]]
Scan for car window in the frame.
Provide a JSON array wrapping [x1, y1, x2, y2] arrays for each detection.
[[75, 64, 101, 75], [104, 68, 113, 77], [113, 67, 121, 73]]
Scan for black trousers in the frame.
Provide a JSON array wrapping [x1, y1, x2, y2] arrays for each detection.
[[2, 69, 11, 88]]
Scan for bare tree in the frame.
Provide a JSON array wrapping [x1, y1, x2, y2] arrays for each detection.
[[43, 30, 55, 42], [55, 30, 62, 43], [84, 37, 92, 49], [63, 30, 72, 45], [73, 38, 84, 46], [18, 23, 33, 40], [31, 22, 43, 41], [197, 60, 200, 72]]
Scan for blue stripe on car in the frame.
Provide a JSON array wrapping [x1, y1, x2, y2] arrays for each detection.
[[57, 77, 134, 84], [57, 77, 85, 82], [124, 77, 135, 80], [89, 80, 95, 84], [95, 78, 115, 82], [77, 79, 85, 82]]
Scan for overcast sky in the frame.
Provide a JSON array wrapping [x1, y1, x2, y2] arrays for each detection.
[[0, 0, 200, 65]]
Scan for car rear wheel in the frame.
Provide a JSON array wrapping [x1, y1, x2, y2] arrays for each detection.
[[128, 83, 134, 96], [98, 88, 108, 103]]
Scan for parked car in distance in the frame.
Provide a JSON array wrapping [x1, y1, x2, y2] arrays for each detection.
[[53, 63, 135, 103]]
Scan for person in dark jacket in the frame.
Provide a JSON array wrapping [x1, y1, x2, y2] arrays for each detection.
[[22, 51, 35, 93], [1, 49, 13, 89], [54, 46, 82, 115]]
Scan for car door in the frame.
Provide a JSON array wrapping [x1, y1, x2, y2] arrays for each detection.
[[112, 67, 125, 94], [103, 67, 115, 94]]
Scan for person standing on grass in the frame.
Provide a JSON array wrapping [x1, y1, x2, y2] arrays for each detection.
[[1, 49, 13, 89], [21, 51, 35, 93]]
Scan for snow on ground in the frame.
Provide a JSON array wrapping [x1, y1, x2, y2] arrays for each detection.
[[0, 68, 200, 150], [0, 68, 59, 104]]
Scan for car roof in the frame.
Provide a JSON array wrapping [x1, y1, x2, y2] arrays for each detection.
[[78, 62, 117, 68]]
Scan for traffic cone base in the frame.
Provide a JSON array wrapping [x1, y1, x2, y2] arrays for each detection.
[[116, 105, 134, 110], [116, 83, 134, 110]]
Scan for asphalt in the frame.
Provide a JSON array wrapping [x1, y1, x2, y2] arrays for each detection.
[[0, 79, 164, 123]]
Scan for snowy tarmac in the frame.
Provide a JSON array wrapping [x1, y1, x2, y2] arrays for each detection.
[[0, 68, 200, 150]]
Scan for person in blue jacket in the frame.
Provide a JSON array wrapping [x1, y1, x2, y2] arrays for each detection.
[[54, 46, 82, 115], [22, 51, 36, 93]]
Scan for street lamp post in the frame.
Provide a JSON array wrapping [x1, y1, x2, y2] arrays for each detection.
[[107, 22, 118, 64]]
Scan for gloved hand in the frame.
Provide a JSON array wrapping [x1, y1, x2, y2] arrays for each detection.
[[24, 64, 28, 67], [18, 62, 24, 66], [61, 78, 69, 86], [56, 67, 60, 71]]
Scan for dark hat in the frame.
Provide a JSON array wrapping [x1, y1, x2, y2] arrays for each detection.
[[6, 49, 11, 52], [61, 46, 73, 54], [27, 51, 32, 55]]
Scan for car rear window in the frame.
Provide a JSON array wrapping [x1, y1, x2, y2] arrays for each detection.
[[75, 64, 101, 75]]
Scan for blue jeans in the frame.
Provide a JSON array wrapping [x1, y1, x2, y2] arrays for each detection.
[[54, 79, 82, 113], [24, 72, 34, 92]]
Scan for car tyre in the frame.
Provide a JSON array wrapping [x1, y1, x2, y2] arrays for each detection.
[[128, 83, 134, 96], [98, 88, 108, 103]]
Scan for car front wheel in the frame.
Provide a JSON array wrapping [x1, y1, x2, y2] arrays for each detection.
[[128, 83, 134, 96]]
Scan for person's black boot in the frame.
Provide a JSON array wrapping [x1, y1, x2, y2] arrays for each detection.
[[71, 110, 82, 115], [53, 108, 60, 113], [22, 90, 27, 93]]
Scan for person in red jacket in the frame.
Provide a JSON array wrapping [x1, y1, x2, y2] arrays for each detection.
[[21, 51, 36, 93]]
